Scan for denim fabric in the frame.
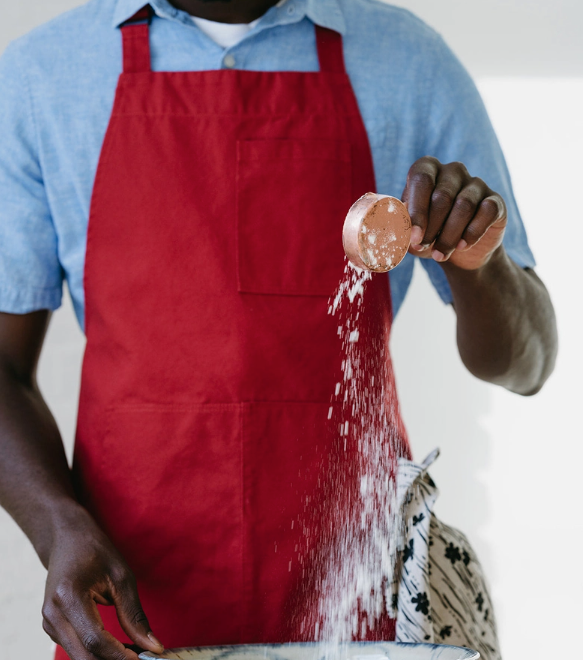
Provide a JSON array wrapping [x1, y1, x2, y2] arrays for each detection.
[[0, 0, 535, 330]]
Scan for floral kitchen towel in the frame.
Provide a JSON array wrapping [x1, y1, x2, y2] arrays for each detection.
[[394, 450, 501, 660]]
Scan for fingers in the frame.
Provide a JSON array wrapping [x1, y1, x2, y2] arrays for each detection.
[[41, 519, 164, 660], [461, 195, 507, 249], [424, 164, 469, 250], [402, 156, 440, 247], [43, 609, 103, 660], [111, 570, 164, 654], [431, 179, 485, 261], [43, 590, 139, 660], [403, 157, 507, 264]]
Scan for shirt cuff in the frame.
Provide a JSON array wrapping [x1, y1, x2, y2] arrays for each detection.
[[505, 244, 536, 270], [0, 283, 62, 314]]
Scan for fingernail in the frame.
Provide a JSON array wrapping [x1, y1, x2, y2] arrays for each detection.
[[432, 250, 445, 262], [457, 239, 468, 251], [148, 632, 164, 651], [410, 226, 424, 247]]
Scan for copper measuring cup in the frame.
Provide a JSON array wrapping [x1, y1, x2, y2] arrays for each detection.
[[343, 193, 412, 272]]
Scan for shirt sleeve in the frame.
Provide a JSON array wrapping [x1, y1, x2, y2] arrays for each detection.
[[0, 42, 63, 314], [416, 33, 536, 305]]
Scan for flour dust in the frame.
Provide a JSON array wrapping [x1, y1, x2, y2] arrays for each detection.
[[311, 261, 406, 655]]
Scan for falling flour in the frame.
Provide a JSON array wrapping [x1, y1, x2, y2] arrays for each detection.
[[306, 261, 406, 658]]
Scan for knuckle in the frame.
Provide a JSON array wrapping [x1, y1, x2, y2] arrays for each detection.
[[481, 196, 502, 218], [431, 188, 455, 210], [111, 564, 133, 587], [454, 195, 477, 215], [42, 602, 57, 624], [464, 223, 483, 242], [52, 582, 75, 610], [410, 171, 434, 188], [129, 606, 149, 628], [113, 651, 130, 660], [82, 632, 104, 654], [42, 617, 56, 640], [450, 160, 469, 176]]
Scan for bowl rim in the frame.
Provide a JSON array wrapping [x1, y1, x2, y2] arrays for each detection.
[[138, 641, 480, 660]]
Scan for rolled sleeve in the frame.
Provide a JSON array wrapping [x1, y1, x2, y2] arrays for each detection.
[[418, 34, 536, 305], [0, 43, 63, 314]]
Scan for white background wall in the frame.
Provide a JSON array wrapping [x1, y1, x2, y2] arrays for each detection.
[[1, 1, 582, 659]]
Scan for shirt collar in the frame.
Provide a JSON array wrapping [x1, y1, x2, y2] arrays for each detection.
[[112, 0, 346, 35], [305, 0, 346, 35]]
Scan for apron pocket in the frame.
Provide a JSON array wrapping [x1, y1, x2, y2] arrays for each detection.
[[236, 138, 352, 297]]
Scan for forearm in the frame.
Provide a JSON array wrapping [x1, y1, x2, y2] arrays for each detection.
[[0, 312, 163, 658], [0, 371, 165, 658], [0, 369, 88, 567], [441, 246, 558, 395]]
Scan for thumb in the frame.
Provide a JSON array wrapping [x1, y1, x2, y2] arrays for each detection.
[[112, 573, 164, 655]]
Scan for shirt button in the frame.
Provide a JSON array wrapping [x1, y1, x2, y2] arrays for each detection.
[[287, 3, 295, 13], [223, 54, 236, 69]]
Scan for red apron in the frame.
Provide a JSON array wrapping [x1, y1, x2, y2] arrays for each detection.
[[67, 6, 411, 655]]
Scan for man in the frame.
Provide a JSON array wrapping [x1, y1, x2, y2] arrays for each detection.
[[0, 0, 557, 659]]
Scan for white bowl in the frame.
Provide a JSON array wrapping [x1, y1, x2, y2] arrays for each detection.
[[139, 642, 479, 660]]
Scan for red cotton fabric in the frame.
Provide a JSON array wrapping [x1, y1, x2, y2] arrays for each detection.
[[59, 6, 411, 657]]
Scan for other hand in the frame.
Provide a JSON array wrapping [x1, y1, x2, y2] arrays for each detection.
[[42, 510, 164, 660], [402, 156, 507, 270]]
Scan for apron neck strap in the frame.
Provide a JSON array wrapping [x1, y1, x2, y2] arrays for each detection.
[[120, 7, 346, 76], [315, 25, 346, 74], [120, 5, 153, 74]]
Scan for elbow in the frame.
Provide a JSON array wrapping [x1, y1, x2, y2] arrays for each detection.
[[456, 267, 559, 396], [459, 322, 559, 397], [514, 334, 558, 397], [514, 270, 559, 396], [517, 298, 559, 396], [499, 323, 559, 397]]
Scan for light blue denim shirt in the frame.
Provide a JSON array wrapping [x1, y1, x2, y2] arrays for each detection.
[[0, 0, 535, 331]]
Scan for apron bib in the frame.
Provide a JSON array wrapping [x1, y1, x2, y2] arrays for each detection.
[[66, 6, 411, 655]]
